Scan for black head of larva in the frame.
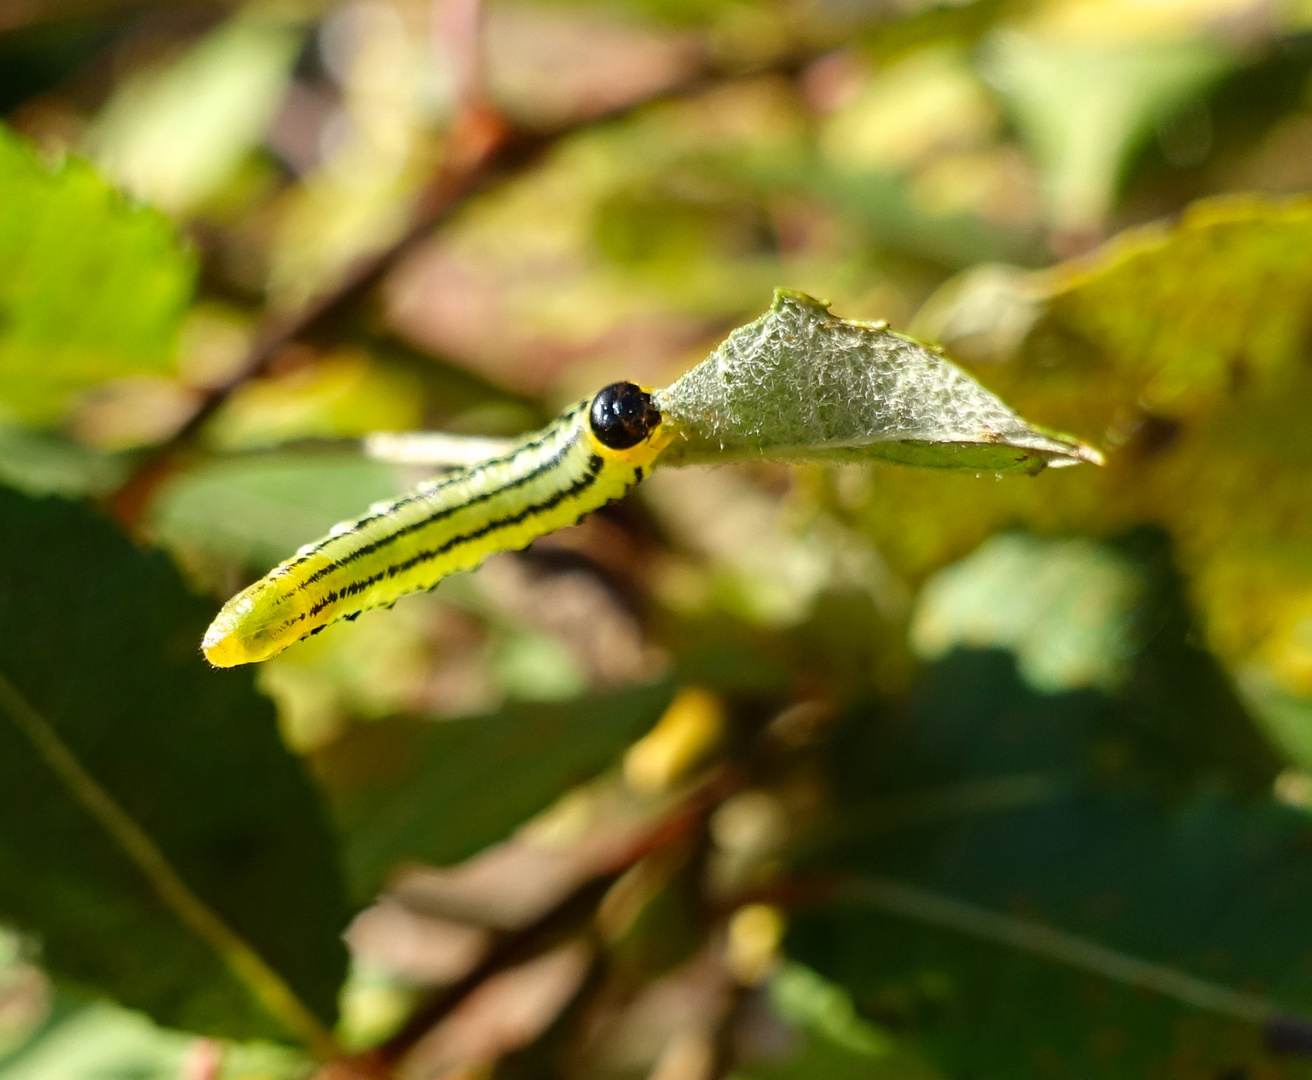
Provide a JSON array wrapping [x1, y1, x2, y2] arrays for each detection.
[[590, 382, 661, 450]]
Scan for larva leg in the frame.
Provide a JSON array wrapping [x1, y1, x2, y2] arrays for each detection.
[[202, 384, 670, 667]]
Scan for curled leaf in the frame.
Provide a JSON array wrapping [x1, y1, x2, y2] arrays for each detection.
[[653, 290, 1101, 474]]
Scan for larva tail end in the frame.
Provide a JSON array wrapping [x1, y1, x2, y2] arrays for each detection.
[[201, 612, 255, 668], [202, 595, 289, 667], [203, 558, 331, 667]]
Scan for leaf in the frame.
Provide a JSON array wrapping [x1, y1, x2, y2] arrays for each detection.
[[0, 124, 195, 426], [732, 1034, 937, 1080], [917, 196, 1312, 411], [792, 628, 1303, 1078], [910, 532, 1142, 694], [790, 895, 1293, 1080], [0, 1001, 190, 1080], [316, 682, 675, 900], [768, 962, 894, 1057], [204, 353, 425, 452], [0, 426, 127, 498], [654, 290, 1100, 474], [151, 452, 409, 570], [1041, 195, 1312, 411], [86, 10, 302, 215], [902, 195, 1312, 764], [0, 486, 347, 1044], [731, 963, 942, 1080], [0, 996, 309, 1080], [979, 31, 1232, 232]]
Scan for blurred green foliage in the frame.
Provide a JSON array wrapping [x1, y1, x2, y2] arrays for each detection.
[[6, 0, 1312, 1078], [0, 126, 194, 425]]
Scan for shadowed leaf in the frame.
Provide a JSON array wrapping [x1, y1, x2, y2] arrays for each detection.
[[318, 682, 675, 900], [0, 486, 347, 1042]]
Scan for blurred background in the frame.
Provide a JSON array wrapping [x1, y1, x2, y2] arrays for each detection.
[[7, 0, 1312, 1077]]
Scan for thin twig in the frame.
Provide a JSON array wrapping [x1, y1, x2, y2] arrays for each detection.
[[354, 768, 740, 1072], [374, 877, 613, 1069], [108, 48, 820, 529], [707, 981, 750, 1080]]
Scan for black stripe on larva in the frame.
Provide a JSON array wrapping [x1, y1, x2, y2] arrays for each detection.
[[307, 568, 387, 617], [289, 409, 586, 594], [303, 453, 606, 621], [381, 453, 606, 580]]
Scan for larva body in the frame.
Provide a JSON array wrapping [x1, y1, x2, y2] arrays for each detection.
[[203, 385, 669, 667]]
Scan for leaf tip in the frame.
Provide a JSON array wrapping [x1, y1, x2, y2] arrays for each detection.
[[1046, 439, 1106, 469]]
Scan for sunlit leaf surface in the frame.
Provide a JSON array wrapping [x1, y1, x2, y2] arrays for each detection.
[[656, 290, 1099, 472], [86, 11, 302, 215], [0, 125, 194, 426]]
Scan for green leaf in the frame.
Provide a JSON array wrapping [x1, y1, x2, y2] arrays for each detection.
[[793, 630, 1303, 1077], [791, 895, 1289, 1080], [654, 290, 1100, 474], [731, 964, 941, 1080], [318, 682, 675, 900], [769, 962, 893, 1057], [0, 426, 127, 498], [733, 1037, 937, 1080], [0, 124, 195, 426], [911, 533, 1142, 694], [0, 996, 308, 1080], [0, 1001, 190, 1080], [151, 452, 409, 570], [908, 195, 1312, 768], [0, 487, 347, 1045], [979, 32, 1231, 232], [86, 11, 303, 215]]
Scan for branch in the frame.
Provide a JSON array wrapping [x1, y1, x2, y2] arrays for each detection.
[[107, 48, 820, 530], [341, 768, 741, 1073]]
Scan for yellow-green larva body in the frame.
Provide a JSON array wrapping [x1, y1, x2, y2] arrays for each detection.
[[203, 391, 670, 668]]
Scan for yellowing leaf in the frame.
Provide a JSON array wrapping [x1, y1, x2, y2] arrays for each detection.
[[204, 352, 425, 451], [901, 195, 1312, 764], [1041, 195, 1312, 411]]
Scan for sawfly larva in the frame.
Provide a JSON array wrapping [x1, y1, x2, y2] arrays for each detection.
[[202, 382, 669, 667]]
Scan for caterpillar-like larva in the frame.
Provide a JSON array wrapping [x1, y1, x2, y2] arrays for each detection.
[[202, 382, 670, 667]]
